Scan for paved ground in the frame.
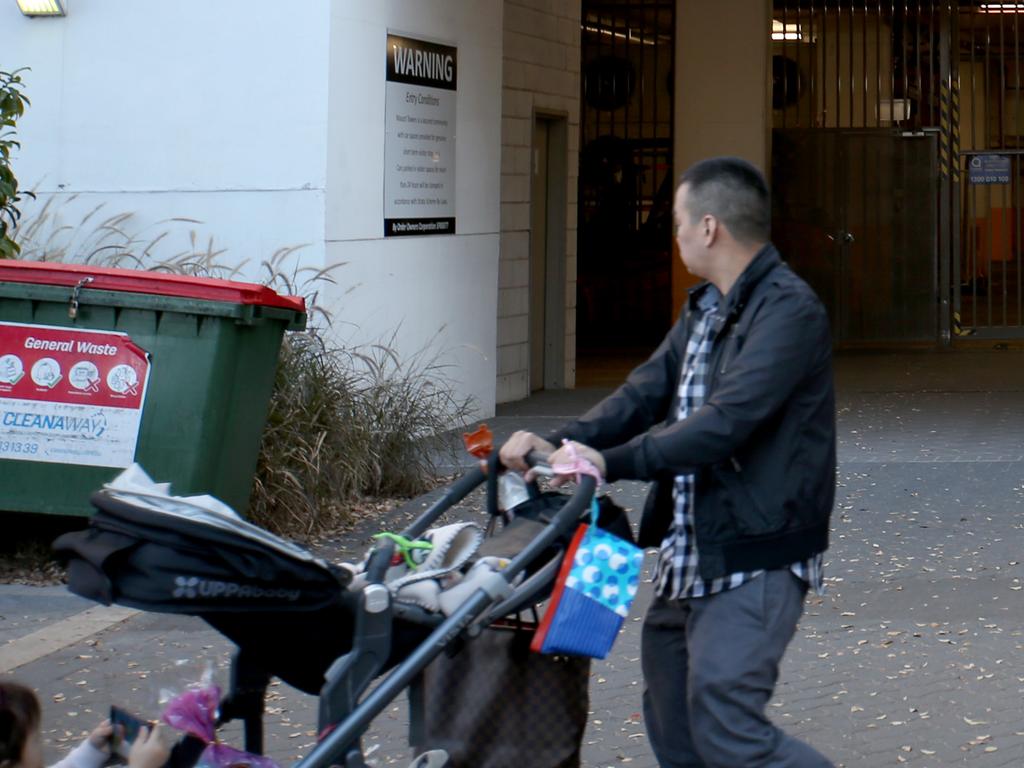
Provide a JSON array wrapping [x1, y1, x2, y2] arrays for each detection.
[[3, 347, 1024, 767]]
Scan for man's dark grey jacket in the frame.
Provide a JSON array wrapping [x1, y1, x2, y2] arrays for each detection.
[[552, 244, 836, 580]]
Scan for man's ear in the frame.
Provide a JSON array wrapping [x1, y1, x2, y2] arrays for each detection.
[[703, 215, 718, 245]]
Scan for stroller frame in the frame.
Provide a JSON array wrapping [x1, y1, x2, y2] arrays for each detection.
[[84, 456, 596, 768]]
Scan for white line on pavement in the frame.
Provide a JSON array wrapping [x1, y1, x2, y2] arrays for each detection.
[[0, 605, 138, 672]]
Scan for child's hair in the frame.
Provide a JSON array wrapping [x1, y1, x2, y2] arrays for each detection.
[[0, 680, 41, 768]]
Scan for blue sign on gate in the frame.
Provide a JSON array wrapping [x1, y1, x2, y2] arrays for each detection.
[[968, 154, 1011, 184]]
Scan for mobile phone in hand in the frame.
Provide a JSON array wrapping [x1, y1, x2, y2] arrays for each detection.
[[110, 706, 151, 757]]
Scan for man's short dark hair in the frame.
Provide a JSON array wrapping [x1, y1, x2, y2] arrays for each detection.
[[678, 157, 770, 244]]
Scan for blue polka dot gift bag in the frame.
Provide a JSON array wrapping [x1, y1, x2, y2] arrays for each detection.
[[531, 498, 644, 659]]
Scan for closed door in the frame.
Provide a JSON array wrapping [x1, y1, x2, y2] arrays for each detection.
[[772, 129, 938, 344], [530, 116, 568, 391]]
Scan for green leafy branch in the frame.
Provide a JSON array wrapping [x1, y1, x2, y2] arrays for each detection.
[[0, 67, 34, 259]]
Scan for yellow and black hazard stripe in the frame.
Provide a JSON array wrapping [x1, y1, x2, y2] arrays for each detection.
[[940, 80, 960, 182], [952, 311, 974, 337]]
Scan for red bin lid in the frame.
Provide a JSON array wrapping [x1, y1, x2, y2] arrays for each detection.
[[0, 260, 306, 314]]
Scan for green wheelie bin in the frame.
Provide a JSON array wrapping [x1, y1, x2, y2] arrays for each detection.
[[0, 259, 306, 517]]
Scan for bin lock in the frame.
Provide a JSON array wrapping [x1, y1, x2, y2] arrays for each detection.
[[68, 276, 95, 319]]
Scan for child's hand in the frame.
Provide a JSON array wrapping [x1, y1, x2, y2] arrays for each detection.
[[127, 725, 171, 768], [87, 720, 114, 752]]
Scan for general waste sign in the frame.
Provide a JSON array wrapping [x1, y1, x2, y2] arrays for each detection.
[[0, 322, 151, 468]]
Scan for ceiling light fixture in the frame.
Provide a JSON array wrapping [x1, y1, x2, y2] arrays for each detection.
[[979, 3, 1024, 12], [772, 20, 802, 41], [16, 0, 65, 16]]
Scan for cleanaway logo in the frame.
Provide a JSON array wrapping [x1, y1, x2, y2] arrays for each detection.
[[172, 575, 300, 602], [2, 410, 107, 439]]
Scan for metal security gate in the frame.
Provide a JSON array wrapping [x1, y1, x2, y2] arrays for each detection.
[[959, 150, 1024, 332], [577, 0, 674, 355], [954, 6, 1024, 337], [770, 1, 949, 133], [770, 1, 955, 344]]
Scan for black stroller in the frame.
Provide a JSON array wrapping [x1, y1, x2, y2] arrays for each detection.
[[53, 450, 613, 768]]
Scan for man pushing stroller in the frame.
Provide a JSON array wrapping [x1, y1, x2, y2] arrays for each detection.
[[502, 156, 837, 768]]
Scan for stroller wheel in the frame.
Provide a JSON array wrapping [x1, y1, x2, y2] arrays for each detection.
[[407, 750, 450, 768]]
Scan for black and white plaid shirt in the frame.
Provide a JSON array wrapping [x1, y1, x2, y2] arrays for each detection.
[[654, 288, 825, 600]]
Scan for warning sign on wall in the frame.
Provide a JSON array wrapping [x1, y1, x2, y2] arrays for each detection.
[[383, 33, 458, 237], [0, 322, 151, 468]]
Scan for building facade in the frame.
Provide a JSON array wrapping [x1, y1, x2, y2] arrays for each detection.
[[5, 1, 1018, 417]]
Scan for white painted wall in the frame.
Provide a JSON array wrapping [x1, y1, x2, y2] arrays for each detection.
[[325, 1, 503, 417], [3, 0, 330, 276], [3, 0, 505, 415]]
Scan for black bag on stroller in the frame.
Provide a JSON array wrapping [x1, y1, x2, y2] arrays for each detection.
[[56, 490, 351, 614], [52, 470, 433, 697]]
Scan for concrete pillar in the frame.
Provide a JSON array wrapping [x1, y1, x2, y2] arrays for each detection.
[[672, 0, 772, 313]]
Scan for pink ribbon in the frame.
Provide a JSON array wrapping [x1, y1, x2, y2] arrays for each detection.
[[550, 439, 604, 485]]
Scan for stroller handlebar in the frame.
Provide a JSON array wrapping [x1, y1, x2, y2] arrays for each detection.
[[501, 474, 596, 581], [524, 448, 553, 475], [299, 472, 599, 768], [399, 447, 560, 540]]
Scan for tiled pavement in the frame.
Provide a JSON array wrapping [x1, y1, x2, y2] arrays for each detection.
[[3, 347, 1024, 767]]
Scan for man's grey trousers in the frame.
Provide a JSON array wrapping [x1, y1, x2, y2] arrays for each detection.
[[641, 569, 835, 767]]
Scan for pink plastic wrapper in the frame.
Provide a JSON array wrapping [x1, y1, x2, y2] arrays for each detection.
[[161, 685, 281, 768], [199, 743, 281, 768], [161, 685, 221, 742]]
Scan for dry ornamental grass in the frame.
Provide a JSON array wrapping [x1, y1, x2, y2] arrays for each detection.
[[3, 198, 474, 571]]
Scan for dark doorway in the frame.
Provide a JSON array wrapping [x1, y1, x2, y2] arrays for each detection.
[[576, 0, 675, 382]]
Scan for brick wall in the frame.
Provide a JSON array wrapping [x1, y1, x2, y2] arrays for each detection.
[[497, 0, 580, 403]]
